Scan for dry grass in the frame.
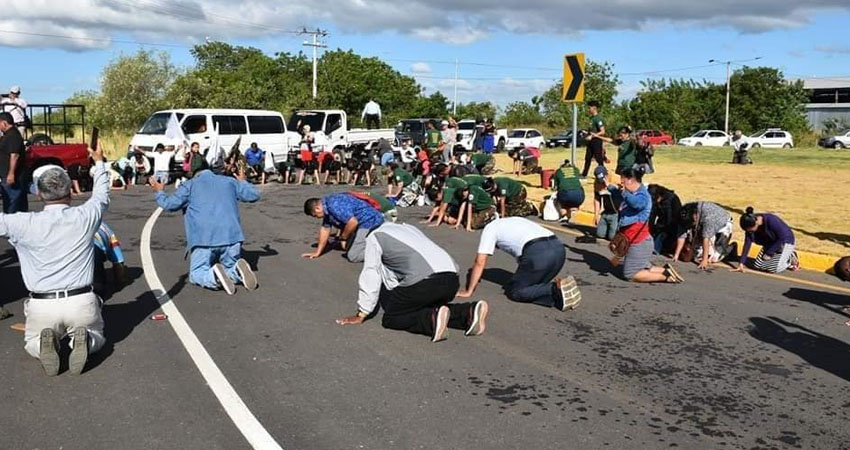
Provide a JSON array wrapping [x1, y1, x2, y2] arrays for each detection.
[[495, 145, 850, 257]]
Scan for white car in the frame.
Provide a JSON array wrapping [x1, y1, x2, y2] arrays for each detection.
[[455, 119, 508, 152], [677, 130, 729, 147], [506, 128, 546, 149], [748, 129, 794, 148]]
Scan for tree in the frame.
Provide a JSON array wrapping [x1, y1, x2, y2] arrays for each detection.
[[500, 101, 543, 126], [538, 61, 620, 128], [408, 92, 450, 119], [728, 67, 809, 135], [455, 101, 497, 121], [628, 79, 724, 139], [88, 50, 176, 131]]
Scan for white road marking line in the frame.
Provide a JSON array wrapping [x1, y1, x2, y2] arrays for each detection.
[[141, 207, 283, 450]]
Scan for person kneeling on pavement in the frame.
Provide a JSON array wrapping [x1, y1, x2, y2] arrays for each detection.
[[732, 206, 798, 274], [302, 192, 385, 262], [454, 184, 497, 231], [673, 201, 735, 270], [457, 217, 582, 311], [153, 160, 260, 294], [0, 145, 109, 376], [483, 176, 537, 218], [335, 223, 488, 343]]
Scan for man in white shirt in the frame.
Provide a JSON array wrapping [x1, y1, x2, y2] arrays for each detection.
[[362, 99, 382, 130], [0, 144, 109, 376], [731, 130, 751, 164], [457, 217, 581, 311], [1, 85, 28, 137], [143, 143, 175, 184]]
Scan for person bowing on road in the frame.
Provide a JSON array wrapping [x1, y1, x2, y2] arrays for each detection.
[[457, 217, 582, 311], [335, 222, 488, 343], [302, 192, 385, 262], [153, 159, 260, 295]]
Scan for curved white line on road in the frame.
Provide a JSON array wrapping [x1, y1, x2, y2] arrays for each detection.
[[141, 207, 284, 450]]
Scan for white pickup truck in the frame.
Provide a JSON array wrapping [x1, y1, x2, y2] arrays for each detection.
[[455, 119, 508, 152], [287, 109, 395, 152]]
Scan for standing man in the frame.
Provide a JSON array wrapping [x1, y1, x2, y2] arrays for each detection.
[[302, 192, 385, 262], [457, 217, 582, 311], [335, 223, 488, 343], [362, 99, 382, 130], [0, 112, 28, 213], [1, 86, 28, 138], [0, 144, 108, 376], [153, 161, 261, 295], [425, 121, 442, 157], [581, 100, 607, 178]]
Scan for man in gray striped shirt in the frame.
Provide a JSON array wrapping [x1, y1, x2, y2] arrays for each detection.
[[336, 222, 489, 343]]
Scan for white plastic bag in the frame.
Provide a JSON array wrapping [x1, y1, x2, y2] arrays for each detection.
[[542, 195, 559, 221]]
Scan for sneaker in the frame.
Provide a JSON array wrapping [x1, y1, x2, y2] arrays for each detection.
[[213, 263, 236, 295], [68, 327, 89, 375], [465, 301, 489, 337], [432, 306, 450, 343], [235, 259, 258, 291], [0, 306, 11, 320], [555, 276, 582, 311], [38, 328, 60, 377]]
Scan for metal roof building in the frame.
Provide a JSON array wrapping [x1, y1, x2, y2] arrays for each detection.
[[801, 77, 850, 131]]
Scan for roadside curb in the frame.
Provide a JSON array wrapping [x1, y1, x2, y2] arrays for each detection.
[[525, 191, 839, 274]]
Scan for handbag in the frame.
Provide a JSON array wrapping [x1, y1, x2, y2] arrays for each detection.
[[542, 195, 559, 221], [678, 203, 701, 263], [609, 220, 648, 258]]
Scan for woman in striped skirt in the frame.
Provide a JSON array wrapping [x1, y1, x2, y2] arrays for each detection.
[[733, 207, 798, 274]]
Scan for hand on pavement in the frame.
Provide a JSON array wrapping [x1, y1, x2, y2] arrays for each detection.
[[301, 252, 320, 259], [456, 290, 473, 298], [336, 315, 365, 325]]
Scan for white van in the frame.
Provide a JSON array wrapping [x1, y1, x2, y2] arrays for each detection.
[[129, 109, 293, 165]]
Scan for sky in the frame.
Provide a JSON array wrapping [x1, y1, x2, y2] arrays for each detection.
[[4, 0, 850, 109]]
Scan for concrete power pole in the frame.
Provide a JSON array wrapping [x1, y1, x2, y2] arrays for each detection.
[[300, 28, 329, 99]]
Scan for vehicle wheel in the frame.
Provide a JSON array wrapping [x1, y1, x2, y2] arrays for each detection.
[[661, 141, 669, 146], [751, 143, 761, 148], [695, 142, 703, 147], [834, 141, 845, 149], [497, 139, 505, 153], [782, 143, 792, 149], [30, 133, 54, 146], [722, 141, 730, 146]]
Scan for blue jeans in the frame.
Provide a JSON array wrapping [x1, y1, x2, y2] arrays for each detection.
[[380, 153, 395, 166], [596, 213, 618, 240], [189, 243, 242, 290], [506, 237, 565, 307], [1, 180, 28, 213], [556, 189, 585, 209], [154, 171, 169, 184]]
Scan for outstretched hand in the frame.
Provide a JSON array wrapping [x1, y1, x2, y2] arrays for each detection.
[[336, 315, 365, 325], [236, 166, 247, 182], [150, 176, 165, 192]]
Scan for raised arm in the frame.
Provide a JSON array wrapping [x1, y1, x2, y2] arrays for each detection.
[[236, 180, 261, 203], [83, 144, 110, 220], [154, 181, 191, 211]]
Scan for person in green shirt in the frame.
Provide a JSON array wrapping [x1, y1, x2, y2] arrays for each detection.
[[601, 126, 638, 175], [426, 121, 442, 151], [581, 100, 609, 177], [471, 152, 495, 175], [387, 163, 414, 197], [552, 159, 586, 222], [422, 177, 467, 227], [455, 185, 497, 231], [462, 173, 486, 187], [364, 191, 398, 223], [484, 177, 537, 218]]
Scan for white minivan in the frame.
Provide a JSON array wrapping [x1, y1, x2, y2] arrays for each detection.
[[129, 109, 294, 165]]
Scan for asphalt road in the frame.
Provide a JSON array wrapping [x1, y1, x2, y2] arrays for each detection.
[[1, 182, 849, 450]]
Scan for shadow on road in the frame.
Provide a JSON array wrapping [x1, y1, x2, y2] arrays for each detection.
[[747, 316, 850, 383], [564, 244, 613, 276], [243, 244, 279, 270], [783, 287, 850, 319]]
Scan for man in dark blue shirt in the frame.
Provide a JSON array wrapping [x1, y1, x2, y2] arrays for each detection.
[[244, 142, 266, 185], [302, 192, 384, 262]]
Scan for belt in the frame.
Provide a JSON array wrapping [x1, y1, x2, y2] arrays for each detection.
[[30, 286, 93, 300], [522, 235, 559, 253]]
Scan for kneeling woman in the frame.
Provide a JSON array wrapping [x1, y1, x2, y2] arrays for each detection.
[[552, 159, 585, 222], [612, 167, 683, 283], [733, 207, 798, 274]]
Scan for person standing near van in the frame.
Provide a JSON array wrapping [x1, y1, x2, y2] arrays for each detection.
[[144, 144, 175, 185], [362, 99, 382, 130]]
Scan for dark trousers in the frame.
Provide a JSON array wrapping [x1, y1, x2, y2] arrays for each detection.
[[380, 272, 471, 337], [365, 114, 380, 130], [1, 180, 28, 213], [506, 237, 565, 307], [581, 139, 605, 177]]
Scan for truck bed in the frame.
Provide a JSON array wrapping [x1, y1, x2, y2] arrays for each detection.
[[348, 128, 395, 145]]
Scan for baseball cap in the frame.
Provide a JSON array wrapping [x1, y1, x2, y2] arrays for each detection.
[[441, 120, 448, 126], [594, 165, 608, 180], [9, 86, 20, 94]]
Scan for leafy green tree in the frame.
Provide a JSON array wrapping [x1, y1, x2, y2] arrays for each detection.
[[727, 67, 809, 135], [501, 101, 543, 126], [455, 101, 497, 121]]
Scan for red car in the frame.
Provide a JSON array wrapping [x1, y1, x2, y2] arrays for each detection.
[[636, 130, 673, 146], [23, 104, 93, 179]]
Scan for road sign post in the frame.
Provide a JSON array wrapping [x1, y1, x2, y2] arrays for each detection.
[[562, 53, 585, 167]]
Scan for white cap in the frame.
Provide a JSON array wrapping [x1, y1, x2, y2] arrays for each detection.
[[9, 85, 20, 94], [441, 120, 448, 126]]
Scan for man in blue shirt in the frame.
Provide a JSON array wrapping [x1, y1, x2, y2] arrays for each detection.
[[245, 142, 266, 185], [302, 192, 384, 263], [153, 160, 261, 294]]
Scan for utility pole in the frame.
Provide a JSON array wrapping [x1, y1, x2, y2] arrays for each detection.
[[453, 58, 458, 116], [709, 56, 762, 144], [300, 28, 328, 99]]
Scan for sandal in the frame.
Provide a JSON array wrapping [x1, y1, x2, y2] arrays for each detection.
[[662, 268, 682, 284], [663, 263, 685, 282]]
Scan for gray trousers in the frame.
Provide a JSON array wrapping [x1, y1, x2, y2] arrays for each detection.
[[345, 227, 370, 263]]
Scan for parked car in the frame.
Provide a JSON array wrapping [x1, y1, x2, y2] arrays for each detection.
[[748, 128, 794, 148], [394, 118, 441, 148], [818, 130, 850, 149], [289, 109, 394, 152], [23, 103, 92, 181], [677, 130, 729, 147], [455, 119, 508, 152], [506, 128, 546, 149], [547, 129, 588, 148], [636, 129, 673, 146]]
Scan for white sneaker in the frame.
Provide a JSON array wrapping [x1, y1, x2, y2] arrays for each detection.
[[235, 259, 258, 290], [556, 276, 582, 311], [432, 306, 450, 343], [465, 301, 489, 337], [213, 263, 236, 295]]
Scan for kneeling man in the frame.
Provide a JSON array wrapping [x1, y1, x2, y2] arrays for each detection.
[[336, 223, 488, 343]]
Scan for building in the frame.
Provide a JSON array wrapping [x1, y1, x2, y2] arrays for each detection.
[[801, 77, 850, 131]]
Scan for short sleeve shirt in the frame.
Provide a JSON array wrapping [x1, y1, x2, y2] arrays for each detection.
[[477, 217, 554, 259], [393, 168, 414, 186], [462, 174, 486, 187], [590, 115, 604, 133], [0, 126, 25, 178], [494, 177, 522, 199], [466, 185, 494, 211], [698, 202, 732, 239], [427, 129, 441, 148], [554, 165, 582, 192], [321, 193, 384, 231], [471, 153, 491, 166]]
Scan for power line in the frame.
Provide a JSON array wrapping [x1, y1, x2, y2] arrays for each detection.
[[0, 29, 191, 48]]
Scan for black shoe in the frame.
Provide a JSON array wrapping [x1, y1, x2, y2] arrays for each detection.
[[69, 327, 89, 375], [575, 235, 597, 244], [39, 328, 60, 377]]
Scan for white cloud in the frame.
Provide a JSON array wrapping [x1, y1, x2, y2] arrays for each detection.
[[410, 62, 432, 74], [815, 45, 850, 55], [4, 0, 847, 50]]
